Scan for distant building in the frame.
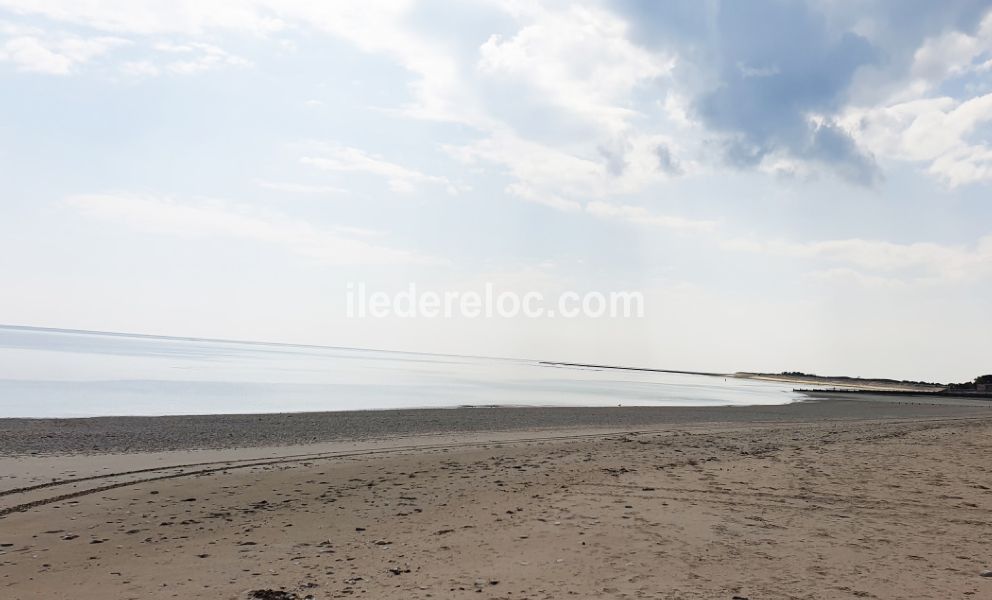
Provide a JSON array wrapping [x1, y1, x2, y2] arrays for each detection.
[[978, 383, 991, 393]]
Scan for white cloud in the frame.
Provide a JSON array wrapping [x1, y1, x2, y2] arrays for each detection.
[[0, 36, 70, 73], [302, 146, 457, 194], [505, 183, 582, 212], [66, 193, 437, 266], [153, 41, 250, 74], [5, 0, 990, 195], [255, 180, 348, 196], [477, 5, 672, 134], [724, 235, 992, 283], [0, 33, 126, 74], [840, 12, 992, 187], [2, 1, 688, 201], [585, 201, 716, 233], [278, 1, 475, 125], [804, 267, 906, 289], [448, 130, 605, 197], [0, 1, 461, 118], [842, 93, 992, 187], [929, 145, 992, 188], [0, 1, 286, 36], [121, 59, 158, 77], [448, 128, 688, 203], [505, 180, 714, 234], [462, 5, 689, 203], [907, 13, 992, 95], [661, 92, 693, 129], [0, 17, 247, 77], [120, 42, 249, 77], [737, 62, 780, 78], [505, 182, 714, 234]]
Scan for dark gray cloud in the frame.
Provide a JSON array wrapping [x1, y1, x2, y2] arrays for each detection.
[[807, 121, 880, 185], [655, 144, 683, 176], [612, 0, 992, 185], [697, 1, 878, 182], [598, 143, 628, 176], [830, 0, 991, 53], [599, 141, 683, 177]]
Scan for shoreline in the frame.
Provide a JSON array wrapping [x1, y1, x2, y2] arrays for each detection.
[[2, 395, 991, 457]]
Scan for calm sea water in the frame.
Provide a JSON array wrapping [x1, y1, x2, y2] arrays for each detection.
[[0, 326, 801, 418]]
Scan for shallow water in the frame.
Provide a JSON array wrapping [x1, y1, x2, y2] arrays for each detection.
[[0, 326, 801, 417]]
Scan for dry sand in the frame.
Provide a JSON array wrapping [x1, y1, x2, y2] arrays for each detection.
[[1, 398, 992, 599]]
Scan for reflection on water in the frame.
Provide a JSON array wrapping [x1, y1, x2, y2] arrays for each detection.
[[0, 326, 800, 417]]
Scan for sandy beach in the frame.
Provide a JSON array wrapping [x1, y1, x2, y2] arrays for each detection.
[[2, 397, 992, 599]]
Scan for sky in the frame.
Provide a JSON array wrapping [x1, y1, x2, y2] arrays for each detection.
[[1, 0, 991, 383]]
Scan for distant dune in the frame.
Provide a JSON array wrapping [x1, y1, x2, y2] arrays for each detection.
[[735, 371, 945, 392]]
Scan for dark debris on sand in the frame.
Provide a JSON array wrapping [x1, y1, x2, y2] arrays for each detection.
[[248, 590, 301, 600]]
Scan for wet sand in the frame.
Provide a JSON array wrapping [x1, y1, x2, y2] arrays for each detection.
[[1, 397, 991, 598], [2, 395, 991, 456]]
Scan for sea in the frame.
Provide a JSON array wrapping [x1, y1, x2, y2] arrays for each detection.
[[0, 325, 801, 418]]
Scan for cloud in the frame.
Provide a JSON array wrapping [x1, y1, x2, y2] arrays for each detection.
[[844, 2, 992, 104], [506, 182, 714, 233], [120, 59, 158, 77], [477, 5, 672, 135], [0, 20, 245, 78], [0, 32, 126, 74], [0, 1, 286, 36], [653, 143, 682, 175], [447, 128, 687, 202], [153, 41, 251, 74], [302, 146, 457, 194], [585, 200, 717, 233], [0, 1, 463, 120], [2, 1, 686, 203], [505, 183, 582, 212], [723, 234, 992, 283], [119, 42, 249, 77], [836, 10, 992, 187], [929, 144, 992, 187], [608, 0, 992, 188], [804, 120, 881, 186], [6, 0, 992, 192], [909, 25, 992, 92], [66, 193, 438, 266], [804, 267, 907, 289], [448, 130, 605, 196], [702, 7, 879, 183], [255, 180, 348, 196], [505, 182, 715, 233], [464, 5, 689, 197], [612, 0, 884, 184], [842, 92, 992, 186]]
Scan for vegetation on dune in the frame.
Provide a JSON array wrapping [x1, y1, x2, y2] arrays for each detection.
[[947, 374, 992, 391], [776, 371, 939, 386]]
